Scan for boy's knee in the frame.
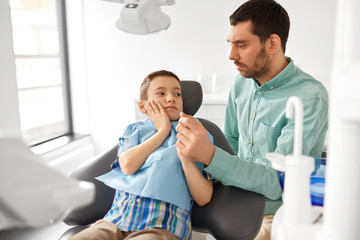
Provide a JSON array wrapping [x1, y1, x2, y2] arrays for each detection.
[[69, 220, 122, 240], [254, 215, 273, 240]]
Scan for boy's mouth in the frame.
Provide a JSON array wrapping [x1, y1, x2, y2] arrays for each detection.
[[165, 106, 177, 110]]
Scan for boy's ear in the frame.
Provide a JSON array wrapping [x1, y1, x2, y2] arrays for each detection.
[[138, 100, 147, 114]]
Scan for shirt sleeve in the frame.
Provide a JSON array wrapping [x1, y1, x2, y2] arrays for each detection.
[[205, 147, 282, 200], [117, 137, 131, 158], [201, 170, 217, 183], [110, 137, 131, 169], [110, 124, 141, 169]]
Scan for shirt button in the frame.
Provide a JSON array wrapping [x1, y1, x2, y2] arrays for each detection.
[[136, 198, 141, 203], [270, 86, 274, 90], [251, 115, 255, 119], [248, 139, 252, 144], [257, 91, 261, 95]]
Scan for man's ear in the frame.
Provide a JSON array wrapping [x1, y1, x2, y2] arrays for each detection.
[[267, 34, 282, 54], [138, 100, 147, 114]]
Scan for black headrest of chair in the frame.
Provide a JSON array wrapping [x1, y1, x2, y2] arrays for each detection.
[[181, 81, 203, 116]]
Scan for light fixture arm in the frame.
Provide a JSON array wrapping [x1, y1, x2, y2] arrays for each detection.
[[102, 0, 174, 5]]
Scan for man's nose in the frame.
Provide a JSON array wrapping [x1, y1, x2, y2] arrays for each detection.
[[229, 45, 238, 61]]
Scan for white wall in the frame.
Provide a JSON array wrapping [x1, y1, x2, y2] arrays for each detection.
[[280, 0, 336, 90], [68, 0, 336, 154]]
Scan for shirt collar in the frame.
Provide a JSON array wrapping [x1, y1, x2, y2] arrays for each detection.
[[257, 57, 296, 90]]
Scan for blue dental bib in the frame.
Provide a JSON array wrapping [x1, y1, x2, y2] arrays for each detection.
[[96, 120, 212, 211]]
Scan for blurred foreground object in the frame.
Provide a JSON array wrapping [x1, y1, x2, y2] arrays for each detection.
[[0, 135, 95, 230]]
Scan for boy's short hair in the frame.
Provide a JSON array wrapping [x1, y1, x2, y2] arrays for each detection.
[[140, 70, 180, 100], [230, 0, 290, 53]]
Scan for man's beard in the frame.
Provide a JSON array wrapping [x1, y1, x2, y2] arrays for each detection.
[[236, 46, 271, 82]]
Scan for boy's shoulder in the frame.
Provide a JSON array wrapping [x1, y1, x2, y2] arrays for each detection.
[[123, 120, 157, 140], [126, 119, 152, 130], [125, 119, 180, 132]]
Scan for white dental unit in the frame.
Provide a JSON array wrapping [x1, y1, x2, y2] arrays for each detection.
[[269, 0, 360, 239]]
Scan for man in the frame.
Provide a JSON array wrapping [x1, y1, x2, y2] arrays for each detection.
[[176, 0, 328, 239]]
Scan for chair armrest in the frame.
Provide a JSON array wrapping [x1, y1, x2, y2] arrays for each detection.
[[198, 118, 235, 155], [192, 182, 265, 240], [194, 118, 265, 239]]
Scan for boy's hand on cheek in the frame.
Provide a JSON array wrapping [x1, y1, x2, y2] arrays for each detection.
[[146, 100, 171, 134]]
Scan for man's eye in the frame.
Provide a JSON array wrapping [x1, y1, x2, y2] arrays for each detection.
[[156, 92, 165, 95], [175, 93, 181, 97]]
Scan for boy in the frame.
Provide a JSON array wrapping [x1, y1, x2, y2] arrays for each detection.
[[69, 70, 214, 240]]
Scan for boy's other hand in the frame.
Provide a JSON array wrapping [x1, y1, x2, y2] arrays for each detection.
[[176, 145, 190, 165]]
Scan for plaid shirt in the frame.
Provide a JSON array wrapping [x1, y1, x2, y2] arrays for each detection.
[[103, 191, 193, 239]]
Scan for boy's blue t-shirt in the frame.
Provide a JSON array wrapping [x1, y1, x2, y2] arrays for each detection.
[[96, 120, 213, 211]]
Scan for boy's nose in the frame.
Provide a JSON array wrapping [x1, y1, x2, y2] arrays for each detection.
[[167, 95, 175, 102]]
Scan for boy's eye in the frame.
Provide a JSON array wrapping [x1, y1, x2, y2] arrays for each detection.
[[175, 93, 181, 97], [156, 92, 165, 96]]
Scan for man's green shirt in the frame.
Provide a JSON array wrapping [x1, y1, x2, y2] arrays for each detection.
[[205, 58, 328, 215]]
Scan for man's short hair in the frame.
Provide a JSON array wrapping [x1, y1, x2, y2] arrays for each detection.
[[230, 0, 290, 53], [140, 70, 180, 100]]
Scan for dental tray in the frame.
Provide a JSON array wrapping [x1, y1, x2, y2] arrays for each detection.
[[277, 157, 326, 206]]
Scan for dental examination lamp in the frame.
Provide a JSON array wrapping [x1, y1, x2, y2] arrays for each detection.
[[102, 0, 175, 35], [0, 135, 95, 230]]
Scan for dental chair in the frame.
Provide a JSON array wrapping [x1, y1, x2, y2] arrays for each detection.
[[59, 81, 265, 240]]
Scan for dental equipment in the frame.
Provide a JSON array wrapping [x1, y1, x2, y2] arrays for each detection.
[[101, 0, 175, 35], [0, 135, 95, 230], [267, 1, 360, 238], [266, 97, 317, 240], [323, 0, 360, 238]]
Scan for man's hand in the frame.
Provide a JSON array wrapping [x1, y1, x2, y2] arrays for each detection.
[[176, 112, 215, 165]]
